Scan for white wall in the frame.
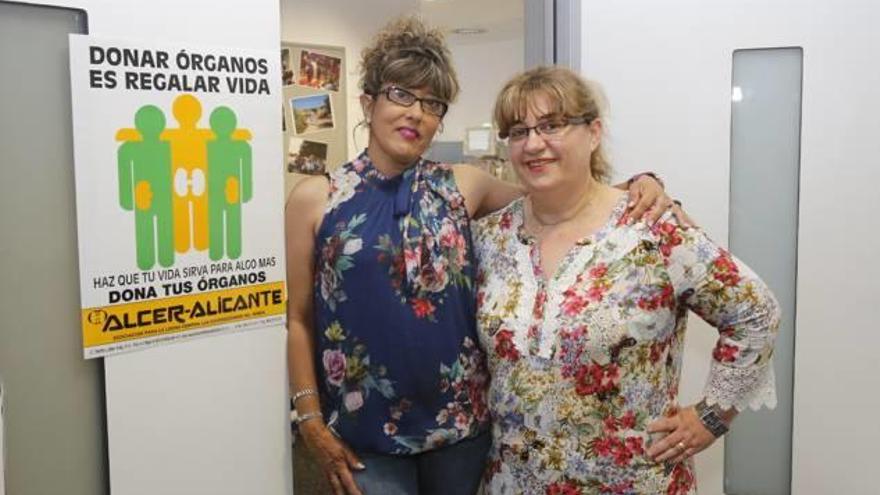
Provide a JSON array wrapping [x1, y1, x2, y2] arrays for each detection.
[[445, 37, 523, 144], [17, 1, 291, 494], [581, 1, 880, 493], [281, 0, 420, 161]]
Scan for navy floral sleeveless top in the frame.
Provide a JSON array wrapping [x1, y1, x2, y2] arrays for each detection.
[[313, 151, 489, 455]]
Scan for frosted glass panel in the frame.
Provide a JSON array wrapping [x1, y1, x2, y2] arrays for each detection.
[[726, 47, 802, 494], [0, 3, 103, 495]]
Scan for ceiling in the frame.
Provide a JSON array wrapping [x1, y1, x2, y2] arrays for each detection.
[[419, 0, 524, 44]]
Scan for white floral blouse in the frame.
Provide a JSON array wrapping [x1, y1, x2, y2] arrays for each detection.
[[473, 195, 780, 495]]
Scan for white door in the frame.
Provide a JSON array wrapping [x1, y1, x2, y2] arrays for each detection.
[[579, 1, 880, 493]]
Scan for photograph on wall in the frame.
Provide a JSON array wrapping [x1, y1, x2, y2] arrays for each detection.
[[297, 50, 341, 91], [68, 35, 286, 358], [290, 93, 334, 135], [287, 138, 328, 175], [282, 104, 287, 132], [281, 48, 294, 86]]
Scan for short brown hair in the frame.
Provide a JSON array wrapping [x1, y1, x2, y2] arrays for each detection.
[[494, 65, 611, 182], [359, 16, 460, 103]]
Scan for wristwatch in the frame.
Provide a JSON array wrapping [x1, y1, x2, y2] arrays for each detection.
[[695, 401, 729, 438], [627, 171, 665, 189]]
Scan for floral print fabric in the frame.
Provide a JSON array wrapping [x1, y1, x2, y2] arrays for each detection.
[[313, 152, 489, 454], [474, 196, 780, 494]]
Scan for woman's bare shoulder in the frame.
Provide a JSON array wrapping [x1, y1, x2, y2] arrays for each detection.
[[285, 175, 330, 232]]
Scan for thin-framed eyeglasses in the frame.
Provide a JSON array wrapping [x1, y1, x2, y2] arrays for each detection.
[[503, 116, 593, 144], [376, 85, 449, 118]]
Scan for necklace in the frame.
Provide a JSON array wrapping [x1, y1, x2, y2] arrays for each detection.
[[526, 193, 593, 233]]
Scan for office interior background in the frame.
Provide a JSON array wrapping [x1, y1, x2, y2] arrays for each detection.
[[0, 0, 877, 493]]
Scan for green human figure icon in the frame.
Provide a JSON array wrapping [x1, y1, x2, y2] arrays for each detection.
[[116, 105, 174, 270], [207, 106, 253, 261]]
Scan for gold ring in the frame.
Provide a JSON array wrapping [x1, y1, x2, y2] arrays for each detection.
[[677, 441, 687, 451]]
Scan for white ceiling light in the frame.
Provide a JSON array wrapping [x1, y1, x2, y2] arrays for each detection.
[[451, 27, 487, 35]]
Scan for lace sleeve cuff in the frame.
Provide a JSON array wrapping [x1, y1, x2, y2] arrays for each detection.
[[702, 360, 777, 412]]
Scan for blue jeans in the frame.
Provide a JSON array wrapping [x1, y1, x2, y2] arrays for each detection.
[[353, 432, 490, 495]]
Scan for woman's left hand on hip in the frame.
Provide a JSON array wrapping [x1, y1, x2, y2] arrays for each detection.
[[646, 405, 716, 464]]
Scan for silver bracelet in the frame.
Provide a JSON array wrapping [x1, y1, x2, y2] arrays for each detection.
[[293, 411, 323, 425], [291, 387, 318, 403], [695, 400, 730, 438]]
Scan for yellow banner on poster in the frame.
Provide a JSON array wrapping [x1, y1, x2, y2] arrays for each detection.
[[81, 282, 285, 348]]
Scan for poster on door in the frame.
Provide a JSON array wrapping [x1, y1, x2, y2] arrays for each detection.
[[69, 35, 285, 359]]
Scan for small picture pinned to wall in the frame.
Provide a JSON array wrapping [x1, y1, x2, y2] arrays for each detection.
[[281, 48, 294, 86], [282, 105, 287, 132], [287, 138, 328, 175], [297, 50, 342, 92], [290, 93, 334, 135]]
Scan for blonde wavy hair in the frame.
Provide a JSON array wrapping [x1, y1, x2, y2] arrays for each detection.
[[494, 65, 611, 183], [359, 15, 460, 103]]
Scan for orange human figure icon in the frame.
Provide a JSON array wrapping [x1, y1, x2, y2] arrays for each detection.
[[160, 94, 214, 253]]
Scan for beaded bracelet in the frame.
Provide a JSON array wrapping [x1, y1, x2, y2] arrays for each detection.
[[291, 387, 318, 403]]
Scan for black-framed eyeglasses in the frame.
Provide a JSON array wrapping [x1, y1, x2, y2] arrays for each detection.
[[503, 116, 593, 143], [376, 85, 449, 118]]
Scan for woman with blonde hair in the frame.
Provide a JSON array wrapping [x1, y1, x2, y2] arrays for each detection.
[[286, 18, 674, 495], [474, 65, 780, 494]]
